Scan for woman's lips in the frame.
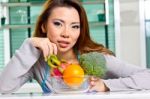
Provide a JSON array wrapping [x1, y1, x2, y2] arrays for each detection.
[[58, 40, 70, 48]]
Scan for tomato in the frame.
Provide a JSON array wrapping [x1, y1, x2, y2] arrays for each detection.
[[63, 64, 84, 88]]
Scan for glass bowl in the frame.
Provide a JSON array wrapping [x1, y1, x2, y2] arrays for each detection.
[[50, 75, 90, 94]]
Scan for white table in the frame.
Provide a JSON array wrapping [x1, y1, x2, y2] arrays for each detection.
[[1, 90, 150, 99]]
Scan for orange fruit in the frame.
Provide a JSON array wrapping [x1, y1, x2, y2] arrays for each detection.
[[63, 64, 84, 88]]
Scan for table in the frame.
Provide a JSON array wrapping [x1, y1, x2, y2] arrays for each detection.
[[1, 90, 150, 99]]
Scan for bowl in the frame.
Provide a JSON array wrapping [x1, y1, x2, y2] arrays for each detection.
[[50, 75, 90, 94]]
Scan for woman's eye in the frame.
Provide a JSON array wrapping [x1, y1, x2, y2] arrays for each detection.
[[54, 22, 62, 27], [72, 25, 80, 29]]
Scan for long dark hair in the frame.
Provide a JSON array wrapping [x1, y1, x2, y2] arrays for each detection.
[[33, 0, 114, 55]]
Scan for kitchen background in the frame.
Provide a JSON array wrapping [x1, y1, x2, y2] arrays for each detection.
[[0, 0, 150, 93]]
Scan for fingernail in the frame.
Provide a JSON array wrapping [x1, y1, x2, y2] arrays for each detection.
[[47, 55, 51, 60], [91, 81, 94, 85], [90, 81, 95, 85], [44, 57, 47, 61]]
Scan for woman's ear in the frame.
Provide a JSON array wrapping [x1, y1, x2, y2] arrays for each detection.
[[41, 24, 46, 33]]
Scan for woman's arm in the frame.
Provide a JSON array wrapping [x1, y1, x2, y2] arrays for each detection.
[[103, 55, 150, 91], [89, 54, 150, 92], [0, 38, 41, 93]]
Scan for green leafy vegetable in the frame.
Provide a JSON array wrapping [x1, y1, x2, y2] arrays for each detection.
[[79, 52, 107, 77]]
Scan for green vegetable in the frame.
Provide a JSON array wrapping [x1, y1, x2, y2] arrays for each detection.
[[79, 52, 107, 77], [47, 54, 69, 76], [47, 54, 61, 68]]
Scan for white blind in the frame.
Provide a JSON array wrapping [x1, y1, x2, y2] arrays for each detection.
[[0, 30, 4, 72]]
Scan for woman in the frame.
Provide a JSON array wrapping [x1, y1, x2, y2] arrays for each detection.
[[0, 0, 150, 93]]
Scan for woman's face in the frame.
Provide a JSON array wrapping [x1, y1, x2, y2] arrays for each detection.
[[45, 7, 80, 53]]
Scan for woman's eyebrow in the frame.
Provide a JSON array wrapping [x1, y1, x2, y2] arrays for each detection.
[[53, 19, 80, 24], [53, 19, 64, 23], [71, 22, 80, 25]]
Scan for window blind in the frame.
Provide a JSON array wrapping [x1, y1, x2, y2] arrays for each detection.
[[145, 22, 150, 68], [10, 29, 28, 56], [0, 30, 4, 72], [84, 0, 115, 52], [145, 0, 150, 68]]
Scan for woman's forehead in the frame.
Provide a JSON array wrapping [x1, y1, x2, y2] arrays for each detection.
[[49, 7, 80, 22]]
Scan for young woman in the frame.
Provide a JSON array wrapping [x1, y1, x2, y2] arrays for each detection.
[[0, 0, 150, 93]]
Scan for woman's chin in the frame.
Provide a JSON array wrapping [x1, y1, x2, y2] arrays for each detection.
[[58, 47, 70, 53]]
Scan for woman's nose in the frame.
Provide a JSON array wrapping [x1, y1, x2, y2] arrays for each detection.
[[60, 28, 69, 38], [61, 34, 69, 38]]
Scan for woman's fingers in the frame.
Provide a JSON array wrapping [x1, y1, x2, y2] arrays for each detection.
[[90, 76, 99, 81], [42, 43, 50, 60], [47, 42, 57, 55], [89, 76, 99, 92], [30, 37, 58, 61], [89, 81, 97, 92], [89, 77, 108, 92], [47, 42, 53, 55], [44, 39, 58, 60], [52, 43, 58, 55]]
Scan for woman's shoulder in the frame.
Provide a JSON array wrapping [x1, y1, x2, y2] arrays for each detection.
[[22, 38, 32, 45], [103, 54, 123, 65], [19, 38, 38, 51]]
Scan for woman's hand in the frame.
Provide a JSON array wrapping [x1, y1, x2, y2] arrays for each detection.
[[89, 76, 109, 92], [30, 37, 57, 61]]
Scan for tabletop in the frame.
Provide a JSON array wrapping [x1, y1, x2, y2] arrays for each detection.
[[1, 90, 150, 99]]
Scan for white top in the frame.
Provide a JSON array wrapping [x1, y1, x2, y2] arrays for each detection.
[[0, 38, 150, 93]]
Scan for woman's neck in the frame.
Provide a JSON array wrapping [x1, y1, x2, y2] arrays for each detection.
[[57, 49, 78, 64]]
